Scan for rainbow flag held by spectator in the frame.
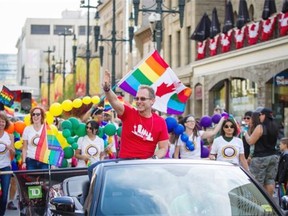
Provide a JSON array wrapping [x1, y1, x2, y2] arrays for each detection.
[[47, 124, 64, 167], [35, 123, 63, 166], [118, 50, 192, 115], [0, 85, 15, 107], [35, 124, 50, 164]]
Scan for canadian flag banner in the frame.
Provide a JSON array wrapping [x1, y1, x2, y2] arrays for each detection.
[[260, 14, 277, 41], [209, 35, 219, 56], [234, 26, 246, 49], [279, 12, 288, 36], [197, 40, 207, 60], [247, 22, 260, 45], [220, 29, 233, 53]]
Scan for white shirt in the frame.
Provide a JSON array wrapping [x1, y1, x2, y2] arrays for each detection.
[[210, 136, 244, 165], [77, 135, 104, 167], [177, 131, 204, 159], [0, 131, 12, 168], [22, 124, 44, 160]]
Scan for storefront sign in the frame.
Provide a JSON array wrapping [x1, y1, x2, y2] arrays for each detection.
[[275, 75, 288, 86]]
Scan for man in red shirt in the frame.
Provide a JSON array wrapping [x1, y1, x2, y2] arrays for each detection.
[[101, 70, 169, 159]]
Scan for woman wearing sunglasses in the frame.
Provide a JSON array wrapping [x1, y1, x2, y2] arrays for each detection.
[[209, 119, 249, 172], [75, 120, 105, 167], [22, 106, 49, 170]]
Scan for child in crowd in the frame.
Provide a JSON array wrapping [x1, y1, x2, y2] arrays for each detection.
[[276, 137, 288, 197]]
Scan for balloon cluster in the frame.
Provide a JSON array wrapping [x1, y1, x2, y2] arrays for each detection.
[[165, 116, 209, 157], [5, 95, 123, 168]]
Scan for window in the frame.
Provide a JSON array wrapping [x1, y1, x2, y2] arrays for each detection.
[[31, 25, 50, 35], [54, 25, 74, 35], [78, 26, 92, 36]]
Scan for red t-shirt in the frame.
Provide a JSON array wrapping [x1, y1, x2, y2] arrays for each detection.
[[118, 104, 169, 159]]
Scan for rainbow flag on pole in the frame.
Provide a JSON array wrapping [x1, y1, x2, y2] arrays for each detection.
[[118, 50, 192, 115], [0, 85, 14, 107], [47, 124, 64, 167], [35, 124, 50, 164], [35, 124, 63, 166]]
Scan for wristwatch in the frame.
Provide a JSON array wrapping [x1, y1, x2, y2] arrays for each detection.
[[152, 155, 159, 159]]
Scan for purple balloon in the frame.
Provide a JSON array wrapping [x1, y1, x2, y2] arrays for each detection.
[[165, 117, 178, 133], [199, 115, 212, 128], [174, 124, 184, 135], [221, 112, 229, 119], [201, 146, 210, 158], [211, 114, 221, 124]]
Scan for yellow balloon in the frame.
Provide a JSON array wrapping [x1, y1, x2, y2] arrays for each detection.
[[50, 102, 63, 117], [15, 140, 23, 150], [82, 96, 92, 105], [91, 96, 100, 104], [57, 132, 69, 149], [61, 99, 73, 112], [73, 98, 82, 108], [24, 114, 31, 126], [45, 111, 54, 125], [50, 124, 59, 135]]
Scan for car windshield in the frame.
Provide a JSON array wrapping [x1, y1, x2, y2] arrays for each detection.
[[96, 163, 279, 216]]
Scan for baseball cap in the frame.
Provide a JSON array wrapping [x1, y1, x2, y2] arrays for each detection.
[[260, 108, 274, 119]]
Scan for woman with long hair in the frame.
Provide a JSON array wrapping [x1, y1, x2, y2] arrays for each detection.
[[244, 108, 279, 197], [209, 118, 249, 171], [22, 106, 48, 170], [0, 112, 15, 216], [174, 115, 225, 159], [75, 120, 105, 167]]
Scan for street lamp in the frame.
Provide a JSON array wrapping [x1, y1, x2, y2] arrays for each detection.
[[59, 28, 74, 100], [133, 0, 185, 52], [94, 0, 134, 88], [44, 46, 55, 107], [72, 34, 78, 98], [80, 0, 100, 96]]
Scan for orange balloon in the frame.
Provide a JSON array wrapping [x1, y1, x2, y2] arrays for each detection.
[[5, 122, 15, 134], [14, 121, 26, 135]]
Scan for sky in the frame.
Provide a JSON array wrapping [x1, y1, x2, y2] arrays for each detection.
[[0, 0, 85, 54]]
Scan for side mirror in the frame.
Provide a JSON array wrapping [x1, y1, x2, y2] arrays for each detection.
[[50, 196, 75, 213], [280, 195, 288, 210]]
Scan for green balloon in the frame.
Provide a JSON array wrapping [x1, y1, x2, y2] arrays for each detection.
[[71, 142, 78, 150], [97, 127, 104, 138], [61, 120, 72, 130], [74, 123, 87, 137], [64, 146, 74, 159], [61, 158, 68, 168], [67, 137, 74, 145], [104, 123, 117, 136], [73, 136, 79, 142], [68, 117, 80, 130], [117, 126, 122, 137], [62, 129, 71, 138]]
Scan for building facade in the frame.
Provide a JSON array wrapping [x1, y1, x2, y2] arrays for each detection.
[[133, 0, 288, 136]]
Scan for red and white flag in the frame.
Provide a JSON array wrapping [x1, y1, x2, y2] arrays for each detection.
[[247, 21, 260, 45], [197, 40, 207, 60], [260, 14, 276, 41], [209, 35, 219, 56], [220, 29, 233, 53], [279, 12, 288, 36], [234, 26, 246, 49]]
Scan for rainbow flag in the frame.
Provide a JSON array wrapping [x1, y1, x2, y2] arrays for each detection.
[[47, 124, 64, 167], [0, 85, 14, 107], [35, 124, 50, 164], [35, 124, 64, 166], [4, 106, 14, 116], [118, 50, 192, 114]]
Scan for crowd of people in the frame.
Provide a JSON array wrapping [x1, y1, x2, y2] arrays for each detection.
[[0, 70, 287, 215]]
